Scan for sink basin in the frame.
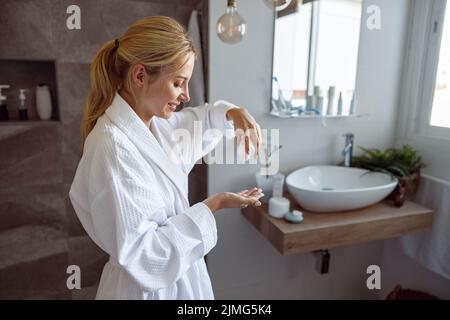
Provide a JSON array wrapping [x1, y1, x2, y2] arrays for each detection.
[[286, 165, 398, 213]]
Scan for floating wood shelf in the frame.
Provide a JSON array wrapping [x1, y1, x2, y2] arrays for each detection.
[[241, 193, 433, 256]]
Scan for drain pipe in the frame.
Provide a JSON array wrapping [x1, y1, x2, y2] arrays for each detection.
[[313, 249, 330, 274]]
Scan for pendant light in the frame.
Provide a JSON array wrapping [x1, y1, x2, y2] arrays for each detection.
[[216, 0, 247, 44]]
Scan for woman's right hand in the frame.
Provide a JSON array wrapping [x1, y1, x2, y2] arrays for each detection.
[[203, 187, 264, 213]]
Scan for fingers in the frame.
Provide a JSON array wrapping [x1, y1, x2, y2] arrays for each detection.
[[249, 128, 260, 160], [236, 132, 242, 148], [238, 187, 262, 197], [244, 135, 250, 159], [237, 189, 249, 196], [232, 109, 262, 161], [239, 190, 264, 208], [255, 123, 262, 158], [246, 188, 263, 197], [240, 198, 262, 208]]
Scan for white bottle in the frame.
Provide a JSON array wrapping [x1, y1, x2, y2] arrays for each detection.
[[272, 173, 285, 198], [337, 92, 343, 115], [313, 85, 320, 109], [36, 83, 52, 120], [306, 95, 314, 109], [349, 93, 356, 115], [316, 88, 324, 115], [327, 86, 335, 115]]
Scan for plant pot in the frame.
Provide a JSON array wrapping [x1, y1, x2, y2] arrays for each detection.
[[387, 180, 407, 207], [408, 168, 421, 194]]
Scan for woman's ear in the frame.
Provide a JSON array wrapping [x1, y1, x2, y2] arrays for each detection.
[[129, 64, 147, 88]]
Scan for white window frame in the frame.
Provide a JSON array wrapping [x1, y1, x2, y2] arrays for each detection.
[[398, 0, 450, 142], [396, 0, 450, 181]]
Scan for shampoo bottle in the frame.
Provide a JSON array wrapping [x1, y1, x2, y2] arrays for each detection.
[[19, 89, 28, 121], [349, 92, 356, 115], [327, 86, 335, 115], [0, 85, 10, 121], [337, 92, 343, 115], [316, 88, 324, 115]]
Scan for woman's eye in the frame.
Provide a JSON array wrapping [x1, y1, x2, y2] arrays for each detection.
[[174, 83, 182, 88]]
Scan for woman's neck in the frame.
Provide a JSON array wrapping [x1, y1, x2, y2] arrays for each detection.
[[119, 89, 153, 128]]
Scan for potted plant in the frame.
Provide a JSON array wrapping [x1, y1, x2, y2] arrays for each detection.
[[351, 145, 426, 207]]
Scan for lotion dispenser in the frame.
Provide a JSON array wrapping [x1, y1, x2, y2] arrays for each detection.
[[18, 89, 28, 120], [0, 85, 10, 121]]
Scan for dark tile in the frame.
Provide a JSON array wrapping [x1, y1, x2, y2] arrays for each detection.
[[50, 0, 179, 63], [0, 225, 67, 270], [188, 174, 207, 205], [64, 181, 86, 237], [0, 124, 63, 189], [56, 62, 90, 124], [0, 0, 54, 59], [71, 284, 98, 300], [0, 184, 66, 232], [61, 116, 83, 184], [65, 196, 86, 237], [67, 235, 108, 288], [0, 251, 69, 300]]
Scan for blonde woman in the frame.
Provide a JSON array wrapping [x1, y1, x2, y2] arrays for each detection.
[[69, 16, 263, 300]]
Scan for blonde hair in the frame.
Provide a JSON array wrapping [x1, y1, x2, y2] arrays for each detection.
[[80, 16, 197, 152]]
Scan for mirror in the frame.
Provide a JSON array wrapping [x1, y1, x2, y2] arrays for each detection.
[[270, 0, 363, 118]]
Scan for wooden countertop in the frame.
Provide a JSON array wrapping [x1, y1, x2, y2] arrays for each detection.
[[241, 193, 433, 256]]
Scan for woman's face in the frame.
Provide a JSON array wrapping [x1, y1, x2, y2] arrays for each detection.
[[136, 54, 195, 120]]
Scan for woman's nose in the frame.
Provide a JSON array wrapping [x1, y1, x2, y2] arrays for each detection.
[[180, 88, 190, 103]]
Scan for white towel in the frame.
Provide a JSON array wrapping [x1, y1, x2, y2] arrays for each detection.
[[399, 175, 450, 280], [186, 10, 205, 108]]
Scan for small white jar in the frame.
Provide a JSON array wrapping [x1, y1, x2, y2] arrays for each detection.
[[268, 197, 290, 219]]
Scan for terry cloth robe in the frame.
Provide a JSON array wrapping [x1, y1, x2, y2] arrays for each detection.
[[69, 92, 238, 300]]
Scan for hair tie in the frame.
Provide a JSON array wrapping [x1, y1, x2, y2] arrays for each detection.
[[114, 39, 120, 48]]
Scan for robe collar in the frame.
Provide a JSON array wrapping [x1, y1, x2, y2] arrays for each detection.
[[105, 92, 188, 203]]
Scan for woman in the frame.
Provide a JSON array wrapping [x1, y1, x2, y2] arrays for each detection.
[[69, 16, 263, 300]]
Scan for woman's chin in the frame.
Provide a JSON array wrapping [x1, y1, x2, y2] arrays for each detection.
[[162, 109, 174, 118]]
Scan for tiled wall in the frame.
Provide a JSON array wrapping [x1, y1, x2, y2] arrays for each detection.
[[0, 0, 206, 300]]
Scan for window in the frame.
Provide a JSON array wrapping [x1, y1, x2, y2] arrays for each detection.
[[413, 0, 450, 140], [430, 1, 450, 128], [397, 0, 450, 180]]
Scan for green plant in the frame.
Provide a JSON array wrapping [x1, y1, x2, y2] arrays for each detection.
[[352, 145, 426, 193]]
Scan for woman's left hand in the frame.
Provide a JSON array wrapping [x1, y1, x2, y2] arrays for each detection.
[[226, 108, 262, 159]]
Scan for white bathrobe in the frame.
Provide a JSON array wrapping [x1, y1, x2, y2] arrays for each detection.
[[69, 93, 238, 300]]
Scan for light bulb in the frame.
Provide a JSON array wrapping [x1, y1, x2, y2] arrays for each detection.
[[263, 0, 293, 11], [216, 0, 247, 44]]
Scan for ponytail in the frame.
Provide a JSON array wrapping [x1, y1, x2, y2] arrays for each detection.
[[81, 39, 119, 149]]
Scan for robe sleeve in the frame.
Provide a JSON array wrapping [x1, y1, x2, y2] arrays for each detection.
[[167, 100, 240, 170], [87, 138, 217, 291], [174, 100, 240, 135]]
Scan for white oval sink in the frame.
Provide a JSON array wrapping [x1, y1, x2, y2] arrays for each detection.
[[286, 165, 398, 213]]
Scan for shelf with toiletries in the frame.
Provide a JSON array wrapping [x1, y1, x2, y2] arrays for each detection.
[[0, 59, 59, 123], [270, 77, 366, 119], [269, 110, 369, 119], [242, 190, 433, 256]]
